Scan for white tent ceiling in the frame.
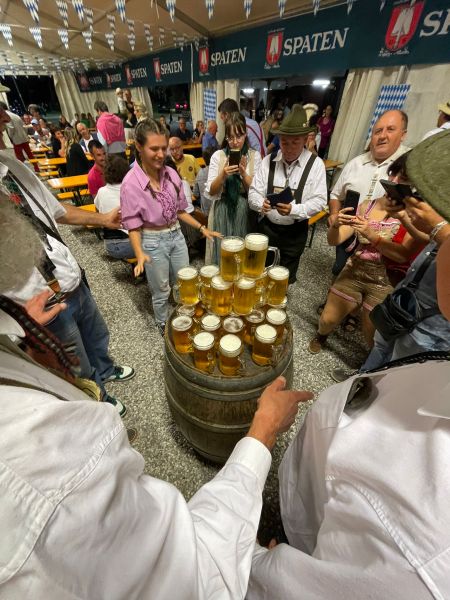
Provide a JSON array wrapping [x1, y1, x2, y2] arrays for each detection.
[[0, 0, 342, 74]]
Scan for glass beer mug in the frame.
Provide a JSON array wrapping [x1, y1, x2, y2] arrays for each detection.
[[222, 316, 244, 340], [200, 314, 221, 346], [266, 266, 289, 306], [218, 334, 244, 376], [252, 324, 278, 366], [242, 233, 280, 279], [174, 266, 200, 305], [220, 236, 245, 282], [171, 315, 194, 354], [254, 269, 269, 307], [192, 332, 216, 373], [233, 277, 256, 316], [266, 308, 286, 345], [210, 275, 234, 316], [244, 309, 265, 346], [199, 264, 220, 308]]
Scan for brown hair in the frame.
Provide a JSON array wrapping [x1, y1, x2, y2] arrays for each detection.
[[134, 118, 167, 165], [104, 155, 130, 185], [224, 112, 246, 142]]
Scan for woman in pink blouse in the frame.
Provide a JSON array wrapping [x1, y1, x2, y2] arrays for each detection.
[[120, 119, 220, 335], [317, 105, 335, 158]]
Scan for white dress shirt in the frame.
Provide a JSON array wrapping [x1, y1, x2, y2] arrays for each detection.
[[248, 360, 450, 599], [422, 121, 450, 140], [0, 152, 81, 303], [95, 183, 128, 233], [205, 148, 262, 202], [0, 310, 271, 599], [248, 148, 327, 225], [5, 111, 29, 145], [330, 144, 409, 204], [245, 116, 267, 157]]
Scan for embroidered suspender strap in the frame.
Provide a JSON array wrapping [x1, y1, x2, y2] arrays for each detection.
[[292, 154, 317, 205], [267, 152, 278, 195]]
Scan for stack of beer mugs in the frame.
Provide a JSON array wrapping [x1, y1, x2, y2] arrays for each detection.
[[170, 233, 290, 376]]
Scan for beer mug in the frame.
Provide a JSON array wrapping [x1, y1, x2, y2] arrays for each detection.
[[268, 296, 288, 310], [171, 315, 194, 354], [222, 316, 244, 340], [244, 309, 265, 347], [200, 314, 221, 345], [254, 269, 269, 307], [266, 266, 289, 306], [176, 304, 196, 318], [233, 277, 256, 316], [192, 332, 216, 373], [220, 236, 245, 282], [242, 233, 280, 279], [210, 275, 234, 316], [252, 324, 278, 366], [266, 308, 286, 345], [199, 264, 220, 308], [218, 334, 244, 376], [174, 266, 199, 305]]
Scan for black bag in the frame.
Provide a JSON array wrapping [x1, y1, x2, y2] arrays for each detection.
[[370, 249, 439, 341]]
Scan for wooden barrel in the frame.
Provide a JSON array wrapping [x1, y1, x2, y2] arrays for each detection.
[[164, 315, 294, 464]]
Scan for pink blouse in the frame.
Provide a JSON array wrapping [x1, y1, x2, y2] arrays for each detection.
[[120, 162, 188, 230]]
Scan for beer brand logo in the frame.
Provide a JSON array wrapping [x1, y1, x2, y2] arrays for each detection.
[[153, 58, 161, 82], [199, 46, 209, 75], [265, 30, 283, 69], [384, 1, 424, 52]]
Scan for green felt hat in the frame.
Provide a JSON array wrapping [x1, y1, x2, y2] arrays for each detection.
[[406, 129, 450, 221], [274, 104, 315, 136]]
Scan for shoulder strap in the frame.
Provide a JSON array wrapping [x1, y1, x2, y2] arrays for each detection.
[[406, 248, 437, 290], [267, 152, 278, 194], [293, 154, 317, 205]]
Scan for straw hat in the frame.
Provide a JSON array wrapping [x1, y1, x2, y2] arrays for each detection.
[[406, 129, 450, 221], [438, 101, 450, 116], [0, 82, 10, 93], [303, 103, 319, 122], [274, 104, 316, 136]]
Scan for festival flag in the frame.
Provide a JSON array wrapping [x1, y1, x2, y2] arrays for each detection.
[[243, 0, 252, 18], [205, 0, 215, 19], [85, 7, 93, 31], [115, 0, 126, 22], [23, 0, 39, 23], [0, 25, 13, 48], [193, 36, 199, 51], [128, 33, 135, 51], [29, 26, 42, 48], [158, 26, 165, 46], [105, 32, 115, 51], [58, 28, 69, 49], [72, 0, 85, 22], [166, 0, 176, 21], [312, 0, 320, 15], [144, 24, 153, 50], [347, 0, 354, 13], [82, 30, 92, 50], [278, 0, 286, 17], [380, 0, 386, 9], [56, 0, 69, 27], [107, 14, 116, 33]]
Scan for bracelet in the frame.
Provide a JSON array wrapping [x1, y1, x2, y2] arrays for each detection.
[[198, 224, 206, 233], [429, 220, 448, 241]]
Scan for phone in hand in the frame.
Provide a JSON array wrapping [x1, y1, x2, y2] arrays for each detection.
[[380, 179, 421, 206], [228, 149, 241, 167], [267, 186, 293, 207], [342, 189, 360, 214]]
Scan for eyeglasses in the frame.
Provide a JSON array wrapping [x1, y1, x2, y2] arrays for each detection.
[[226, 134, 246, 143]]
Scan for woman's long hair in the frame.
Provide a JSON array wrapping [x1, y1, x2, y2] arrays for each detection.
[[222, 112, 249, 219], [64, 128, 79, 158]]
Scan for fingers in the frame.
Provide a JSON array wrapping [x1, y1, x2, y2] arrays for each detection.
[[266, 375, 287, 393], [43, 302, 67, 323], [268, 538, 278, 550], [340, 207, 356, 214]]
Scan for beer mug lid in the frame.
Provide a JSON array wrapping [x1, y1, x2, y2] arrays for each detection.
[[255, 324, 277, 343], [177, 266, 198, 279], [221, 236, 245, 251], [246, 309, 265, 323], [172, 315, 193, 331], [266, 308, 286, 325], [177, 304, 196, 317], [223, 316, 244, 332], [219, 334, 242, 357], [236, 277, 255, 289], [245, 233, 268, 251], [201, 314, 221, 330], [200, 264, 220, 277], [211, 275, 233, 290], [268, 266, 289, 280], [193, 331, 215, 350]]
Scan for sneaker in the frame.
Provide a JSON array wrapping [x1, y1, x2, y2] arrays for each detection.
[[331, 368, 356, 383], [104, 395, 127, 418], [104, 365, 135, 383], [308, 334, 328, 354]]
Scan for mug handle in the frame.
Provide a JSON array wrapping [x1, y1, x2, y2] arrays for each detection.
[[172, 283, 181, 304], [271, 343, 283, 365], [267, 246, 280, 269], [234, 253, 242, 281], [207, 351, 216, 374], [237, 355, 246, 376]]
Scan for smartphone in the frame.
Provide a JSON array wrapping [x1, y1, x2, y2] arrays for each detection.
[[228, 149, 241, 167], [342, 189, 360, 214], [379, 179, 405, 205], [267, 186, 293, 207]]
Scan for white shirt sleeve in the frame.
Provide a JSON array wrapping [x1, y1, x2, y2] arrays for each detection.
[[204, 149, 225, 202], [248, 155, 270, 213], [96, 129, 106, 149], [330, 161, 351, 202], [289, 157, 327, 221], [182, 180, 195, 213]]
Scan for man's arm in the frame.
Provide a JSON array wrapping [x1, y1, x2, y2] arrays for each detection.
[[289, 159, 327, 221], [248, 157, 268, 213], [56, 203, 121, 229]]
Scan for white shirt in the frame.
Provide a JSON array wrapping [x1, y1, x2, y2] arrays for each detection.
[[205, 148, 262, 203], [248, 360, 450, 599], [330, 144, 409, 204], [0, 152, 81, 302], [5, 111, 29, 145], [94, 183, 128, 234], [0, 311, 271, 599], [182, 179, 195, 214], [422, 121, 450, 140], [248, 148, 327, 225], [245, 116, 267, 157]]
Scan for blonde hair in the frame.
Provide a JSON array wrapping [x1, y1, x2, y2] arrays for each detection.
[[134, 102, 149, 121], [64, 128, 79, 158]]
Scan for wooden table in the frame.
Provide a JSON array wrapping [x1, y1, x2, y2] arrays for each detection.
[[38, 154, 93, 168], [31, 145, 50, 154], [48, 174, 89, 206], [183, 142, 202, 157]]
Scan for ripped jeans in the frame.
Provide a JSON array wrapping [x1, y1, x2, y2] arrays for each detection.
[[142, 227, 189, 326]]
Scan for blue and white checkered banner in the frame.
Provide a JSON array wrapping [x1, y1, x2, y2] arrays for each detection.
[[72, 0, 85, 22], [205, 0, 215, 20], [166, 0, 176, 22], [58, 28, 69, 49], [115, 0, 126, 22], [82, 30, 92, 50], [366, 84, 410, 140], [23, 0, 39, 23], [85, 7, 93, 31], [312, 0, 320, 16], [128, 33, 135, 51], [204, 88, 216, 124], [243, 0, 252, 19], [107, 14, 116, 33], [56, 0, 68, 27], [144, 24, 153, 51], [29, 27, 42, 48], [105, 32, 115, 51], [346, 0, 354, 14], [278, 0, 286, 17], [0, 25, 13, 47], [158, 26, 165, 46]]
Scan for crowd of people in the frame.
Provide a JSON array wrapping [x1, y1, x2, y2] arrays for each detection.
[[0, 84, 449, 597]]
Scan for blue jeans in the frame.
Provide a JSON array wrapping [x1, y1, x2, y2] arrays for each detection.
[[46, 282, 114, 394], [104, 238, 135, 259], [142, 228, 189, 326]]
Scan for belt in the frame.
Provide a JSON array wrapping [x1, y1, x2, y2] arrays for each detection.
[[46, 284, 81, 307], [142, 222, 180, 234]]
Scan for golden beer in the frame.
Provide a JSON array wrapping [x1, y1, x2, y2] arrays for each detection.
[[201, 314, 221, 333], [200, 264, 220, 307], [252, 324, 277, 366], [244, 309, 265, 346], [222, 316, 244, 340], [254, 270, 269, 307], [220, 237, 245, 282], [171, 315, 193, 354], [219, 334, 243, 376], [266, 308, 286, 345], [233, 277, 256, 315], [243, 234, 280, 279], [192, 332, 216, 373], [176, 304, 196, 318], [266, 266, 289, 306], [177, 266, 199, 305], [211, 275, 234, 316]]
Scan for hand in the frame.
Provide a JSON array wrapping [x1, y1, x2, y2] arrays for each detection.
[[327, 212, 339, 228], [349, 215, 372, 238], [403, 197, 445, 234], [247, 376, 313, 450], [102, 207, 121, 229], [336, 206, 356, 227], [134, 254, 150, 277], [238, 156, 248, 178], [223, 161, 240, 178], [276, 202, 292, 216], [262, 199, 272, 214], [201, 228, 223, 241], [24, 289, 67, 326]]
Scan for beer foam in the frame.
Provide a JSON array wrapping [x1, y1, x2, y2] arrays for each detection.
[[245, 233, 268, 251], [219, 333, 242, 356], [193, 332, 215, 350], [211, 275, 233, 290], [223, 317, 244, 332], [200, 264, 220, 277], [178, 266, 198, 280], [236, 277, 255, 290], [172, 316, 193, 331], [222, 237, 244, 252], [246, 309, 265, 323], [268, 266, 289, 281], [255, 324, 277, 343], [201, 314, 221, 330], [266, 309, 286, 325]]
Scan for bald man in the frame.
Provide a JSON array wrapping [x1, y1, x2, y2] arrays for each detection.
[[168, 136, 199, 188]]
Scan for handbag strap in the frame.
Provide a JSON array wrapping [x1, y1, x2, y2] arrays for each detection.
[[405, 247, 437, 290]]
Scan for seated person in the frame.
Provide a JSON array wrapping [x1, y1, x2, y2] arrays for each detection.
[[193, 120, 205, 144], [76, 122, 98, 153], [174, 117, 192, 142], [94, 155, 133, 259], [202, 120, 219, 152], [192, 147, 214, 215], [64, 128, 90, 177], [87, 140, 106, 197], [168, 136, 200, 188]]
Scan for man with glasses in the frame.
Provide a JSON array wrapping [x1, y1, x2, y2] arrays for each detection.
[[168, 136, 200, 188], [174, 117, 192, 142]]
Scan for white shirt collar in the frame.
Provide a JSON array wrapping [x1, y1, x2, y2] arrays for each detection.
[[274, 148, 311, 169], [362, 144, 409, 167], [0, 309, 25, 338]]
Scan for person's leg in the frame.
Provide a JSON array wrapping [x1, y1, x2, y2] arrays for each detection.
[[168, 229, 189, 285], [361, 308, 376, 348], [280, 229, 308, 284], [13, 144, 25, 162], [318, 293, 357, 336], [104, 239, 135, 259], [142, 232, 171, 327], [360, 330, 394, 371]]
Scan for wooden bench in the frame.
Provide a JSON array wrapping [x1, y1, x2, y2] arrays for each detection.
[[78, 204, 102, 240], [39, 170, 59, 178], [307, 210, 328, 248], [57, 189, 90, 201]]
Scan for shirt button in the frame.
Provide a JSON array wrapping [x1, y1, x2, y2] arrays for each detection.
[[426, 252, 430, 255], [411, 268, 415, 272]]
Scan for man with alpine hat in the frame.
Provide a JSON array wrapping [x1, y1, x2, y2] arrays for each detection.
[[422, 100, 450, 140], [248, 104, 327, 284]]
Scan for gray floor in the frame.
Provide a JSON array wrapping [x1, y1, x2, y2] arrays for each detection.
[[60, 218, 368, 541]]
